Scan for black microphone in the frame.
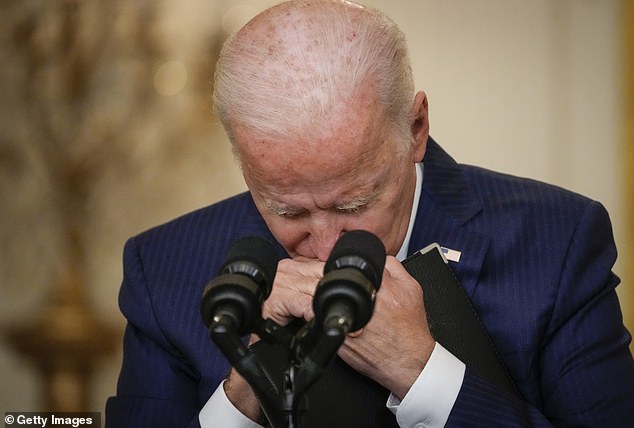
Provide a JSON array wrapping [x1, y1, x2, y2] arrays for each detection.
[[312, 230, 386, 335], [201, 236, 278, 335]]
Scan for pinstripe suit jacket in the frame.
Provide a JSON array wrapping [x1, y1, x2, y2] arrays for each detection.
[[105, 139, 634, 427]]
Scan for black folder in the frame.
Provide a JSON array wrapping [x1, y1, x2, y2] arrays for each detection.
[[402, 243, 519, 398]]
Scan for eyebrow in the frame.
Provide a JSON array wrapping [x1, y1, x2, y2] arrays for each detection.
[[334, 194, 375, 211], [263, 200, 306, 216], [263, 190, 380, 216]]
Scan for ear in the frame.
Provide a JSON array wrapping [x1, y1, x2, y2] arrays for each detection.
[[410, 91, 429, 162]]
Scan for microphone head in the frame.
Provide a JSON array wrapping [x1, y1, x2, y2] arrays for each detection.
[[312, 230, 387, 333], [221, 236, 279, 297], [324, 230, 386, 287], [201, 236, 279, 334]]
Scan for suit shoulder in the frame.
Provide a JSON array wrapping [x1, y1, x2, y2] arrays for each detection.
[[461, 164, 598, 215], [131, 191, 259, 248], [120, 191, 275, 295]]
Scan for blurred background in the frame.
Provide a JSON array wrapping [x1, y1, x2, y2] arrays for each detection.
[[0, 0, 632, 416]]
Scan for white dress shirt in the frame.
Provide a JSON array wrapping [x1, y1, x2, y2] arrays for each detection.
[[200, 163, 465, 428]]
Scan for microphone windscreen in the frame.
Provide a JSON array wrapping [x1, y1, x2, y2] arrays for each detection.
[[324, 230, 386, 285], [223, 236, 279, 288]]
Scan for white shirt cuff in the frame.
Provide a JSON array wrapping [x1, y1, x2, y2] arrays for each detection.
[[386, 342, 465, 428], [199, 381, 264, 428]]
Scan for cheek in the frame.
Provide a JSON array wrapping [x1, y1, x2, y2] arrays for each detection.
[[263, 217, 309, 255], [350, 210, 402, 254]]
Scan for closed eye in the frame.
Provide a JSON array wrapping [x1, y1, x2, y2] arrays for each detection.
[[335, 205, 365, 214], [264, 201, 307, 219], [278, 210, 307, 218]]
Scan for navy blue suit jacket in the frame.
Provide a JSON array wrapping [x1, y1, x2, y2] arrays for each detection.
[[106, 139, 634, 427]]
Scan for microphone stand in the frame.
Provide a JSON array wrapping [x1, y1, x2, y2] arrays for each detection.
[[208, 314, 349, 428], [209, 315, 287, 427], [204, 230, 385, 427]]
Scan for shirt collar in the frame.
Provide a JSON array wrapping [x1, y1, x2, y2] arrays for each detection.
[[396, 162, 423, 261]]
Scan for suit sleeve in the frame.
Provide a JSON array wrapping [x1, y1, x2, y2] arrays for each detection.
[[446, 201, 634, 427], [105, 237, 202, 428]]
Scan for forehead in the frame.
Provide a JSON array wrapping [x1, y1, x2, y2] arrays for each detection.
[[236, 99, 393, 193]]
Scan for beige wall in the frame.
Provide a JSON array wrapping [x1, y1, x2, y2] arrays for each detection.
[[0, 0, 629, 415], [627, 0, 634, 335]]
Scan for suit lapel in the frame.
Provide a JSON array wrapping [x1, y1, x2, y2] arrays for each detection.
[[408, 139, 491, 298]]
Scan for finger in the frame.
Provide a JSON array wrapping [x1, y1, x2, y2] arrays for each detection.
[[347, 328, 364, 338], [247, 333, 260, 346], [276, 257, 325, 293], [272, 258, 324, 302], [383, 255, 412, 280], [262, 257, 323, 324], [262, 287, 314, 324]]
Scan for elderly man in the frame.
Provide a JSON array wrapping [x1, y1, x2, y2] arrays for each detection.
[[105, 1, 634, 427]]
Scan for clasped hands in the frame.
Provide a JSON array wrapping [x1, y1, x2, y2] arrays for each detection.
[[225, 255, 435, 420]]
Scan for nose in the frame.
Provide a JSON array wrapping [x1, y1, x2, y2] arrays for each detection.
[[308, 214, 345, 261]]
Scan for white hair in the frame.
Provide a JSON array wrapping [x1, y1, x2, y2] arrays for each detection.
[[213, 0, 415, 153]]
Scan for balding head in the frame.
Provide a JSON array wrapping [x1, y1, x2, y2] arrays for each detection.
[[213, 0, 415, 153]]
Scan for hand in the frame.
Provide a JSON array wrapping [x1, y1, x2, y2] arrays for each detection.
[[224, 367, 262, 423], [337, 256, 435, 400], [261, 256, 325, 325], [224, 257, 325, 419]]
